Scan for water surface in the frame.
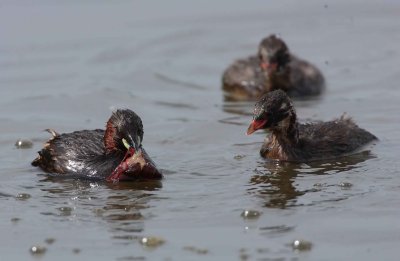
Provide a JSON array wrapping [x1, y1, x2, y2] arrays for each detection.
[[1, 0, 400, 260]]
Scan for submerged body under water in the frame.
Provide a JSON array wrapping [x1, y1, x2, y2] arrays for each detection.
[[1, 0, 400, 260]]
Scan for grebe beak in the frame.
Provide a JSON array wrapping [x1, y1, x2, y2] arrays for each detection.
[[260, 62, 277, 72], [106, 136, 161, 182], [246, 119, 268, 135]]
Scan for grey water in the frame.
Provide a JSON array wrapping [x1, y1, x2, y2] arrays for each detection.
[[1, 0, 400, 260]]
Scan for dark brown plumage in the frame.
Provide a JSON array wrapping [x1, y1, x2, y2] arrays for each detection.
[[222, 34, 325, 101], [32, 109, 162, 182], [222, 55, 267, 101], [258, 34, 325, 97], [247, 90, 377, 161]]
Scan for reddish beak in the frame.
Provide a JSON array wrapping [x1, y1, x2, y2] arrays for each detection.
[[106, 148, 162, 182], [246, 119, 267, 135], [260, 62, 277, 72], [260, 62, 269, 70]]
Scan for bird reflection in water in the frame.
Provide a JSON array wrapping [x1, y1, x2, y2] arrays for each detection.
[[247, 151, 375, 209], [39, 176, 162, 242]]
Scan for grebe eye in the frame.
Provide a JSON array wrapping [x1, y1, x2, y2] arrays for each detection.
[[122, 138, 130, 150]]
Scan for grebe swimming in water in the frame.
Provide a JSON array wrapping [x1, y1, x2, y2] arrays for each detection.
[[32, 109, 162, 182], [222, 34, 325, 101], [246, 90, 377, 161]]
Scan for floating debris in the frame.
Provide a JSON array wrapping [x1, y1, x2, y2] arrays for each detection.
[[139, 236, 165, 248], [30, 245, 47, 255], [45, 238, 55, 245], [339, 182, 353, 189], [57, 206, 73, 216], [72, 248, 81, 254], [291, 239, 312, 251], [241, 210, 261, 219], [15, 193, 31, 201], [15, 139, 33, 149], [183, 246, 209, 255]]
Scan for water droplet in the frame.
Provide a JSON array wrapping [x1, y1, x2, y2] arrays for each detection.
[[57, 206, 73, 216], [139, 236, 165, 248], [241, 210, 261, 219], [15, 193, 31, 200], [15, 139, 33, 149], [291, 239, 312, 251], [339, 182, 353, 188], [30, 245, 47, 255], [89, 183, 99, 188]]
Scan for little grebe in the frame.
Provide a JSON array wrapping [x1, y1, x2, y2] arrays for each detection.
[[246, 90, 377, 161], [222, 55, 267, 101], [32, 109, 162, 182], [222, 34, 325, 101], [258, 34, 325, 97]]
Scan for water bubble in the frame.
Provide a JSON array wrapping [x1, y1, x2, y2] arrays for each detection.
[[57, 207, 73, 216], [139, 236, 165, 248], [291, 239, 312, 251], [15, 139, 33, 149], [241, 210, 261, 219], [15, 193, 31, 200], [339, 182, 353, 188], [30, 245, 47, 255]]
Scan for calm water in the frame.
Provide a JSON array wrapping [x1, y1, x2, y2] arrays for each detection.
[[1, 0, 400, 260]]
